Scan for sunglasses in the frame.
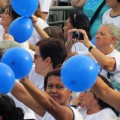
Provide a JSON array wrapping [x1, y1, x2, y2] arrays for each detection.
[[34, 54, 42, 59]]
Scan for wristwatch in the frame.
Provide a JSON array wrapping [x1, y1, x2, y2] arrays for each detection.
[[88, 45, 96, 52]]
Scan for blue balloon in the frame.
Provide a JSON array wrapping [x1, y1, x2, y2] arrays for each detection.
[[61, 55, 98, 92], [8, 17, 33, 43], [11, 0, 38, 17], [96, 63, 102, 73], [1, 47, 33, 79], [0, 63, 15, 94]]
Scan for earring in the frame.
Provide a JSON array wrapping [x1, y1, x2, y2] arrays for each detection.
[[110, 44, 113, 48]]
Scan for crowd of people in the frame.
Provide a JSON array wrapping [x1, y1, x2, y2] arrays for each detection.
[[0, 0, 120, 120]]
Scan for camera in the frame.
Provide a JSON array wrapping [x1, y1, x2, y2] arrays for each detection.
[[72, 31, 84, 40]]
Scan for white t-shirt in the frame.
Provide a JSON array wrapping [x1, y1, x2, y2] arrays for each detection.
[[100, 49, 120, 83], [59, 0, 68, 2], [42, 106, 84, 120], [78, 107, 118, 120], [0, 25, 30, 50], [29, 65, 44, 120], [0, 18, 49, 46], [39, 0, 52, 12], [28, 18, 49, 45], [8, 82, 37, 119], [72, 42, 89, 54], [102, 9, 120, 28], [29, 65, 44, 90]]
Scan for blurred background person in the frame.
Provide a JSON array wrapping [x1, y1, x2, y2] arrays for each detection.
[[39, 0, 52, 21], [102, 0, 120, 51], [71, 0, 109, 39], [0, 94, 24, 120], [77, 75, 119, 120]]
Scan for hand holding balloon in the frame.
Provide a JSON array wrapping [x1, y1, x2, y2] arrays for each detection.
[[61, 55, 98, 92], [1, 47, 33, 79], [0, 63, 15, 94], [11, 0, 38, 17], [8, 17, 33, 43]]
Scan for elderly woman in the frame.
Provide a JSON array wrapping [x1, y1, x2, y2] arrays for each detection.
[[77, 75, 119, 120], [68, 23, 120, 90]]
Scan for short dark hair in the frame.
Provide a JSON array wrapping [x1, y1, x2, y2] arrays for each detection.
[[117, 0, 120, 2], [36, 38, 67, 69], [44, 68, 61, 90], [0, 94, 24, 120], [43, 26, 64, 41], [69, 10, 91, 40]]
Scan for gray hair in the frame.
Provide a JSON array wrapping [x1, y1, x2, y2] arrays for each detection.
[[0, 40, 21, 59], [101, 23, 120, 51]]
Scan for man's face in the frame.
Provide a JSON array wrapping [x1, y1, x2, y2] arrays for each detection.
[[33, 46, 52, 77]]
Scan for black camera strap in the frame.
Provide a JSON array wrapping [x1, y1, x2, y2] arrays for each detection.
[[90, 0, 106, 26]]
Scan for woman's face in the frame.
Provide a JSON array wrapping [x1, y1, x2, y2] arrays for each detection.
[[0, 8, 13, 28], [106, 0, 119, 7], [95, 25, 114, 49], [63, 18, 73, 39], [45, 75, 71, 105], [79, 90, 98, 109]]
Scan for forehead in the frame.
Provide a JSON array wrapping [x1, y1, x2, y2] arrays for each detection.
[[35, 46, 40, 53], [98, 25, 110, 32], [47, 75, 63, 84]]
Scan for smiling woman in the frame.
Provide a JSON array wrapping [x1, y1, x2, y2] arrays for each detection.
[[20, 68, 84, 120]]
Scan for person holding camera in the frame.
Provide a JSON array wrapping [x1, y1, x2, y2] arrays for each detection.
[[71, 0, 109, 39], [63, 10, 91, 58], [68, 23, 120, 91]]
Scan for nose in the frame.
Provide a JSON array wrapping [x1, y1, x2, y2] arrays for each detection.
[[51, 87, 57, 93], [95, 34, 99, 39], [33, 58, 35, 63]]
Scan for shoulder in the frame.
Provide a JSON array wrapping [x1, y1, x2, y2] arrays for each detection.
[[107, 49, 120, 57], [103, 8, 112, 16], [97, 108, 118, 119], [69, 106, 84, 120], [42, 112, 55, 120]]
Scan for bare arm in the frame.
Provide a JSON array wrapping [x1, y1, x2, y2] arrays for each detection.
[[21, 77, 74, 120], [11, 82, 45, 116], [31, 15, 50, 39], [40, 12, 48, 21], [71, 0, 86, 8], [92, 77, 120, 111], [79, 29, 116, 71]]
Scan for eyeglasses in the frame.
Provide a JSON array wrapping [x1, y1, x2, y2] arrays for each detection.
[[34, 54, 42, 59]]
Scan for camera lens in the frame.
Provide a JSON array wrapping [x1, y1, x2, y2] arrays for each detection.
[[72, 32, 79, 39], [78, 32, 84, 40], [72, 31, 84, 40]]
